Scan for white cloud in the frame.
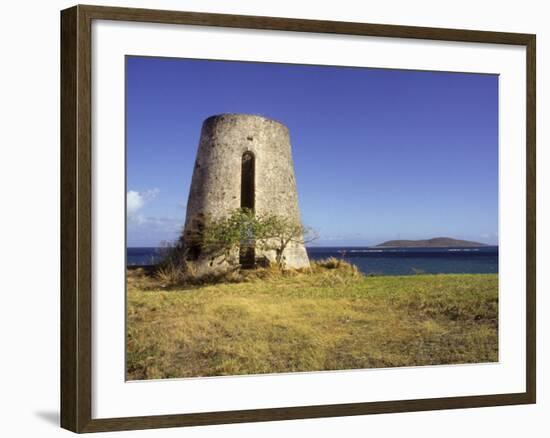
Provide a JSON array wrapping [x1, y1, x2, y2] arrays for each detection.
[[141, 216, 184, 233], [127, 188, 159, 221], [127, 191, 144, 216], [126, 188, 183, 236]]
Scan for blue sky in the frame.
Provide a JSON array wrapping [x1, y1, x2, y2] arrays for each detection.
[[126, 56, 498, 247]]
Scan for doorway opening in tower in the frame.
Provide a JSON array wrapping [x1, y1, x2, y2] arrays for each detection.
[[240, 151, 255, 268]]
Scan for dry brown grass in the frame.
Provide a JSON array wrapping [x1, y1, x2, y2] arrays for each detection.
[[126, 262, 498, 380]]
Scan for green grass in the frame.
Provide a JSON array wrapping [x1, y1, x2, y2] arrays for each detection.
[[126, 263, 498, 380]]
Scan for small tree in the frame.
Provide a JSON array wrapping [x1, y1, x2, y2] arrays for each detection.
[[171, 208, 316, 271], [255, 213, 317, 270], [201, 208, 257, 266]]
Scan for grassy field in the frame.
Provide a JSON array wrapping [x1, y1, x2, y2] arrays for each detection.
[[126, 262, 498, 380]]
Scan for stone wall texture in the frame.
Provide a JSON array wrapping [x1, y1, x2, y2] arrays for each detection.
[[183, 114, 310, 273]]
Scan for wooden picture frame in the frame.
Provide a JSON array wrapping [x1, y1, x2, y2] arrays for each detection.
[[61, 4, 536, 433]]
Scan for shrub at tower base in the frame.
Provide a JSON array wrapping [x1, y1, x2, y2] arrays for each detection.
[[156, 208, 317, 284]]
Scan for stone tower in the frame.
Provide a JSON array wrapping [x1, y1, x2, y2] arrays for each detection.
[[182, 113, 310, 273]]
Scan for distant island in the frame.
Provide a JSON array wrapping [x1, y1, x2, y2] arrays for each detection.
[[376, 237, 489, 248]]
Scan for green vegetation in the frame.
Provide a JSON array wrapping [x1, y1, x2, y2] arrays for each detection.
[[198, 207, 314, 269], [160, 208, 316, 276], [127, 259, 498, 380], [127, 260, 498, 380]]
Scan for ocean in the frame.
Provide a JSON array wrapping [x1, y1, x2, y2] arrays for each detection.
[[127, 246, 498, 276]]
